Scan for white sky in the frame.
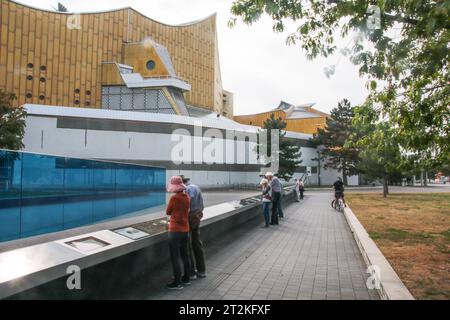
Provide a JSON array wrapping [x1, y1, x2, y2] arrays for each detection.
[[16, 0, 369, 115]]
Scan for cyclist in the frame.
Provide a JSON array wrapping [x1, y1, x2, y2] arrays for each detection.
[[333, 177, 347, 207]]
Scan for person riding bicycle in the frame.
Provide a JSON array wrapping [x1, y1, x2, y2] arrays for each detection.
[[333, 177, 347, 207]]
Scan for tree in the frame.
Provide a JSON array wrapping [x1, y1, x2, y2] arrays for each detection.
[[0, 90, 27, 150], [230, 0, 449, 167], [260, 113, 302, 180], [348, 103, 402, 197], [312, 98, 359, 185]]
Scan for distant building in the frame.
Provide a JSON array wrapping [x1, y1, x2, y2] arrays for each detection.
[[234, 101, 329, 134], [0, 0, 232, 117]]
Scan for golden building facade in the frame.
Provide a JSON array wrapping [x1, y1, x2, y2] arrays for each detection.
[[0, 0, 229, 115], [233, 102, 329, 134]]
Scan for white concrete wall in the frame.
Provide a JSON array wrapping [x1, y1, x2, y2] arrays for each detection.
[[22, 113, 347, 188], [166, 169, 260, 188], [22, 117, 260, 165], [347, 175, 359, 186], [21, 115, 277, 187]]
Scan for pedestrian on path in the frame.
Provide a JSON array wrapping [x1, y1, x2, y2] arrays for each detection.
[[278, 185, 285, 219], [166, 176, 191, 290], [265, 172, 280, 225], [181, 175, 207, 280], [260, 178, 272, 227], [294, 178, 300, 202], [298, 178, 305, 200]]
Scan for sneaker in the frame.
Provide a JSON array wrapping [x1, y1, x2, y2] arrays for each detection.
[[189, 274, 198, 280], [167, 282, 183, 290], [181, 277, 191, 285], [197, 272, 207, 278]]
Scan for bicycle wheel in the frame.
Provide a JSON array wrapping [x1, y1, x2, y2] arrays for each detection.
[[331, 199, 336, 209], [338, 199, 344, 212]]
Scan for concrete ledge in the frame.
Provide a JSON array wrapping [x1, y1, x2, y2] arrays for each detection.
[[343, 206, 415, 300], [1, 188, 296, 299]]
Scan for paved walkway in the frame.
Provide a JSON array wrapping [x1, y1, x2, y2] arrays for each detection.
[[127, 193, 379, 300]]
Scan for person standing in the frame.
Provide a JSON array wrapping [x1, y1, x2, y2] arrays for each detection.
[[294, 178, 300, 202], [298, 178, 305, 200], [181, 175, 207, 279], [277, 176, 285, 219], [265, 172, 281, 225], [166, 176, 191, 290], [260, 178, 272, 227]]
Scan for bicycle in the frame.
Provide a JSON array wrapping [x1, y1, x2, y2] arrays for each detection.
[[331, 192, 345, 212]]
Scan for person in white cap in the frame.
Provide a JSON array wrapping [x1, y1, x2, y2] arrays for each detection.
[[265, 172, 281, 225], [180, 175, 207, 280], [260, 178, 272, 227]]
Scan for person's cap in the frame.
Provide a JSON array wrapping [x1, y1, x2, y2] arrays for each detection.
[[260, 178, 268, 185], [179, 175, 190, 183], [265, 172, 274, 177], [167, 176, 186, 192]]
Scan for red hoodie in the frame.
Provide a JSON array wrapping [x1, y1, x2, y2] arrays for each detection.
[[166, 192, 190, 232]]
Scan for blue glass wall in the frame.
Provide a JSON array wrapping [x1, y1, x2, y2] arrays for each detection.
[[0, 150, 166, 242]]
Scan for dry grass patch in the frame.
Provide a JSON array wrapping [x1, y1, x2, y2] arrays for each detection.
[[346, 193, 450, 300]]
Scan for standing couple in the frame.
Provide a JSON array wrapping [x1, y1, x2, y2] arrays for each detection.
[[295, 178, 305, 201], [165, 175, 206, 290], [260, 172, 284, 227]]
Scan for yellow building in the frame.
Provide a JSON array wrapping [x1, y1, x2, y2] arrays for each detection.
[[0, 0, 232, 117], [233, 101, 329, 134]]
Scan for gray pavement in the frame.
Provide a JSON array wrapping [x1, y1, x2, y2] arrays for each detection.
[[128, 192, 379, 300]]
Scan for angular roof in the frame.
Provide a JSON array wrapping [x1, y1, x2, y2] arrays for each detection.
[[143, 38, 177, 77], [275, 101, 328, 119]]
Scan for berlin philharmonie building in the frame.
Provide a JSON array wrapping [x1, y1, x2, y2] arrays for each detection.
[[0, 0, 347, 187]]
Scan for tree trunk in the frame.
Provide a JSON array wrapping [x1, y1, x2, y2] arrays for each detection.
[[424, 171, 428, 186], [342, 166, 348, 186], [383, 177, 388, 198]]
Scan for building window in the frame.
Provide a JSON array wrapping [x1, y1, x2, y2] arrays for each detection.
[[101, 86, 176, 114], [27, 63, 34, 68], [27, 75, 33, 80], [146, 60, 156, 70]]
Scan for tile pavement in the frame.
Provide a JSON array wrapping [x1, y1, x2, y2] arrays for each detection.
[[127, 193, 380, 300]]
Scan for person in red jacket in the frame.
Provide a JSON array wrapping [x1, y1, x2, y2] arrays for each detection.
[[166, 176, 191, 290]]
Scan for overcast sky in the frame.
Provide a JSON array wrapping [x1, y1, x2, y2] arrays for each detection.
[[17, 0, 369, 115]]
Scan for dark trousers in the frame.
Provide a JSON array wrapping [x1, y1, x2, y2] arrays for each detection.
[[277, 196, 284, 217], [271, 191, 281, 224], [188, 223, 206, 276], [300, 188, 304, 199], [168, 232, 190, 284], [262, 201, 271, 226]]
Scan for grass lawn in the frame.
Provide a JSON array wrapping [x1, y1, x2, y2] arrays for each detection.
[[346, 193, 450, 300]]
